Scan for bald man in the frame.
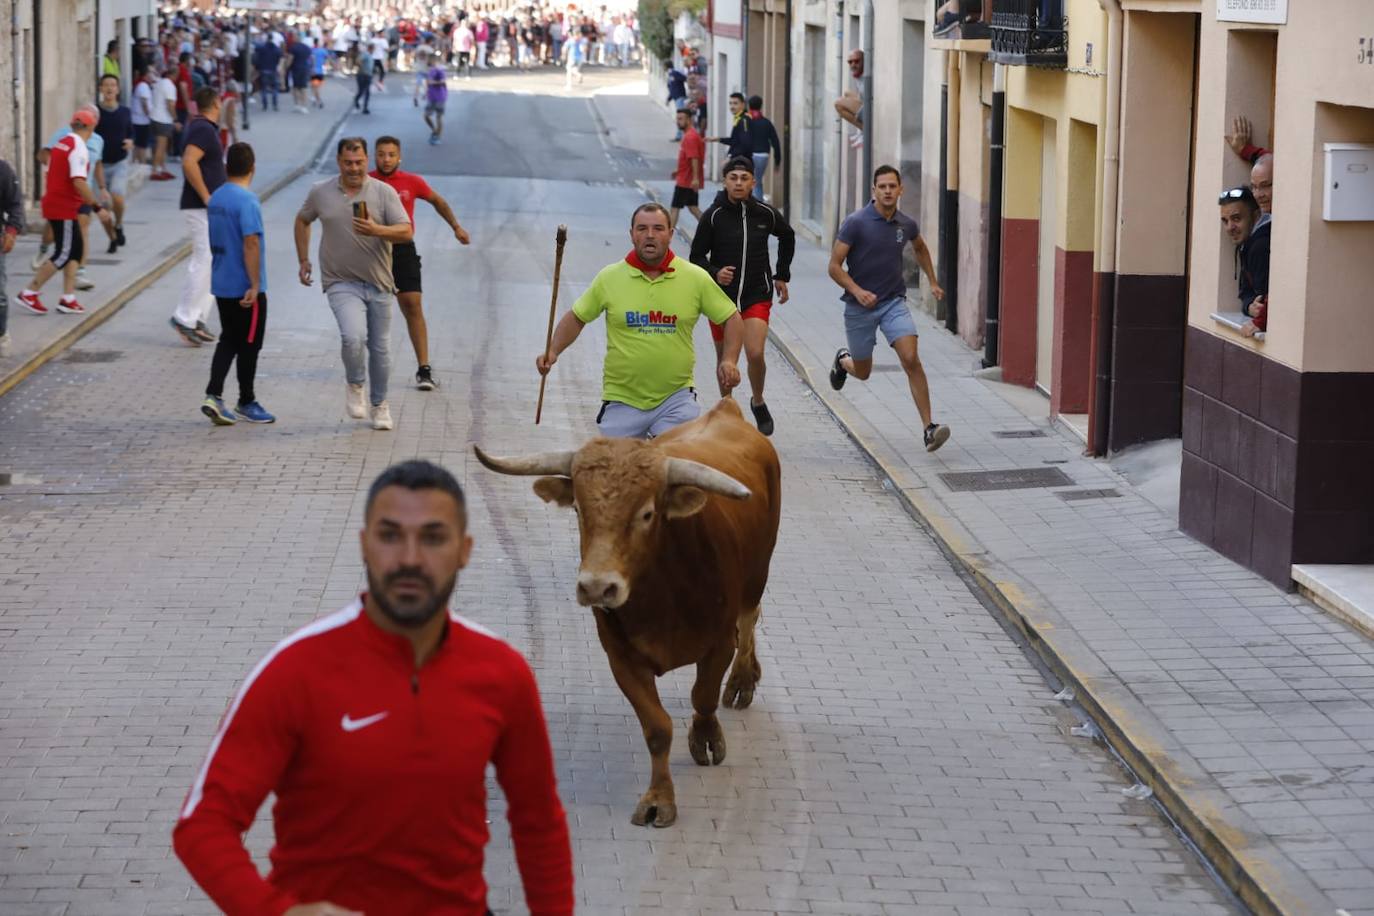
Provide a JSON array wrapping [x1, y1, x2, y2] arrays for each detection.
[[1250, 153, 1273, 214]]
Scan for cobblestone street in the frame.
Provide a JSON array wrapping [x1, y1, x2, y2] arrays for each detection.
[[0, 71, 1242, 914]]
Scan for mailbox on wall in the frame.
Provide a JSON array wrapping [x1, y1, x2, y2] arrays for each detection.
[[1323, 142, 1374, 221]]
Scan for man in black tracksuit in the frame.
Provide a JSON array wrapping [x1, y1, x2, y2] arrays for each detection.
[[1218, 185, 1269, 337], [689, 155, 796, 436]]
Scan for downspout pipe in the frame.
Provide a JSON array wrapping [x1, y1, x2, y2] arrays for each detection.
[[942, 51, 960, 335], [31, 0, 42, 202], [937, 60, 949, 325], [782, 0, 792, 217], [1090, 0, 1123, 456], [982, 63, 1006, 368], [832, 0, 845, 239], [860, 0, 873, 188]]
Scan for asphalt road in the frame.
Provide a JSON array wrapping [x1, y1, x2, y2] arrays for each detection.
[[0, 68, 1241, 915]]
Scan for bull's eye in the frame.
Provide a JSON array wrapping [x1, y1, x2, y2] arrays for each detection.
[[641, 509, 654, 523]]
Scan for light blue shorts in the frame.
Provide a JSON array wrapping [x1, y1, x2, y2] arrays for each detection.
[[843, 295, 918, 361], [597, 388, 699, 439]]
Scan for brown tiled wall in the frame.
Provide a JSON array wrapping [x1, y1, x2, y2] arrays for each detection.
[[1109, 274, 1187, 450], [1180, 326, 1374, 586]]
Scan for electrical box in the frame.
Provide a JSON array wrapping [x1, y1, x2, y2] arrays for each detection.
[[1323, 143, 1374, 221]]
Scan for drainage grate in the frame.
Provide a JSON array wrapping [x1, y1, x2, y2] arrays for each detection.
[[1058, 488, 1122, 501], [992, 429, 1047, 439], [938, 467, 1075, 492], [61, 349, 123, 363]]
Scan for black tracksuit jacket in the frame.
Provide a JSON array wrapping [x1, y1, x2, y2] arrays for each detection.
[[689, 191, 796, 308]]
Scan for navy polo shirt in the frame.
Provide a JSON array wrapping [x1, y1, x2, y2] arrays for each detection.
[[836, 202, 921, 305]]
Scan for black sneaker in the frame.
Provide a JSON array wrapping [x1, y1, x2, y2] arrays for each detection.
[[924, 423, 951, 453], [750, 401, 774, 437], [107, 237, 119, 254], [830, 348, 849, 390], [115, 225, 126, 247], [416, 365, 438, 391]]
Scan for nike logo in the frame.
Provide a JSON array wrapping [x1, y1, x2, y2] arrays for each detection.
[[340, 711, 389, 732]]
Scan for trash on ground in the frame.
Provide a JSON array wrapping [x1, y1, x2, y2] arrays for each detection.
[[1121, 783, 1154, 800]]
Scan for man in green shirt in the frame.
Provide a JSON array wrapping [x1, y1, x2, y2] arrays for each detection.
[[536, 202, 743, 438]]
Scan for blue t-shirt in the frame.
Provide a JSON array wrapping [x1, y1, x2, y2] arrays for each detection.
[[835, 202, 922, 305], [208, 183, 267, 298], [311, 46, 329, 76]]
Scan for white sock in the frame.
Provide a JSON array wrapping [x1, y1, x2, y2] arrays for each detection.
[[22, 288, 37, 297], [60, 294, 75, 303]]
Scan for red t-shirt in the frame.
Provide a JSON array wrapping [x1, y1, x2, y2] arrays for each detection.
[[675, 127, 704, 189], [369, 168, 434, 225], [177, 63, 193, 111], [41, 134, 90, 220], [173, 598, 574, 916]]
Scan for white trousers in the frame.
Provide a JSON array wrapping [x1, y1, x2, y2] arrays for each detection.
[[173, 209, 214, 328]]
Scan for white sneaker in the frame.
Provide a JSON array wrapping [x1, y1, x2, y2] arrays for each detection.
[[29, 247, 49, 270], [75, 269, 95, 291], [346, 383, 367, 419], [0, 333, 10, 358], [371, 402, 393, 431]]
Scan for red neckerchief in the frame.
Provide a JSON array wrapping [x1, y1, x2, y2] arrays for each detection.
[[625, 248, 676, 273], [749, 109, 762, 119]]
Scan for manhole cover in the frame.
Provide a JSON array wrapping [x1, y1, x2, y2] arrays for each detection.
[[992, 429, 1047, 439], [61, 349, 123, 363], [938, 467, 1074, 492], [1058, 488, 1121, 501]]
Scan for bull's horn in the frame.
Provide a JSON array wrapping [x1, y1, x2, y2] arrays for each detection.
[[664, 458, 752, 500], [473, 445, 574, 477]]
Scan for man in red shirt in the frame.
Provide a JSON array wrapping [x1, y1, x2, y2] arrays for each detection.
[[369, 136, 471, 391], [14, 110, 113, 316], [174, 460, 574, 916], [669, 108, 704, 229]]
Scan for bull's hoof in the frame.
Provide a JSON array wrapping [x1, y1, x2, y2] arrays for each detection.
[[723, 659, 762, 709], [631, 790, 677, 828], [688, 717, 727, 766]]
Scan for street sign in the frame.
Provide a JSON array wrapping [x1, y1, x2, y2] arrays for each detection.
[[226, 0, 309, 11], [1216, 0, 1288, 25]]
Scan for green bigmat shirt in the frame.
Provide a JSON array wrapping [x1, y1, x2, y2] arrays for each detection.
[[572, 252, 738, 411]]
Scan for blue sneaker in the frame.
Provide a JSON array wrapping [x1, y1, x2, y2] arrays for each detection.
[[201, 396, 237, 425], [236, 401, 276, 424]]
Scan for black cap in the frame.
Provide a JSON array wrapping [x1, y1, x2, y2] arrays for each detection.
[[723, 156, 754, 177]]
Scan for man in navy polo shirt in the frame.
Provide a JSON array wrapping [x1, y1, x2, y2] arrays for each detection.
[[827, 165, 951, 452], [171, 87, 226, 347]]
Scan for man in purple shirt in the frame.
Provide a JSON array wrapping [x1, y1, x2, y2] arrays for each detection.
[[827, 165, 951, 452], [423, 60, 448, 145]]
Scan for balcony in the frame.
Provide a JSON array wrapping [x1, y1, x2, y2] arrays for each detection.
[[989, 0, 1068, 68]]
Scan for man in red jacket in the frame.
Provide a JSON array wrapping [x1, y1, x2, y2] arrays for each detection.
[[173, 460, 574, 916]]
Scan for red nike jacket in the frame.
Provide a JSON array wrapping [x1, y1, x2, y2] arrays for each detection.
[[173, 598, 574, 915]]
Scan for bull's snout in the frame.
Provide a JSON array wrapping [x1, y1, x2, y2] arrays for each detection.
[[577, 570, 630, 608]]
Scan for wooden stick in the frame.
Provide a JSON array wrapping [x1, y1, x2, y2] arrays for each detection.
[[535, 225, 568, 425]]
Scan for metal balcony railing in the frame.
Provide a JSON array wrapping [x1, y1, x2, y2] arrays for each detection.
[[989, 0, 1068, 68]]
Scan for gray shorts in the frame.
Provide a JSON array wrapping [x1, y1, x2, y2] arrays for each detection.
[[843, 295, 918, 361], [105, 159, 129, 197], [596, 388, 699, 439]]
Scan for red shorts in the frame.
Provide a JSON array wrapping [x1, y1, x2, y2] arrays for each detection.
[[710, 300, 771, 341]]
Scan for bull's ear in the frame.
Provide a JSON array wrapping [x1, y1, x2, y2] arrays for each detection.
[[533, 477, 575, 507], [665, 485, 708, 519]]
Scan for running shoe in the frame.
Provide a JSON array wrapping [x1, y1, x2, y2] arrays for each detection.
[[346, 383, 367, 418], [830, 348, 849, 390], [15, 291, 47, 315], [151, 171, 176, 181], [29, 246, 49, 270], [235, 401, 276, 424], [750, 401, 775, 437], [54, 297, 85, 314], [193, 321, 218, 342], [106, 237, 119, 255], [371, 401, 394, 431], [201, 396, 237, 426], [416, 365, 438, 391], [924, 423, 951, 453], [75, 269, 94, 291], [115, 225, 126, 247], [170, 317, 202, 346]]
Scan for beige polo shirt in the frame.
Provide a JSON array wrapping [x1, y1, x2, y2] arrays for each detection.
[[297, 175, 408, 293]]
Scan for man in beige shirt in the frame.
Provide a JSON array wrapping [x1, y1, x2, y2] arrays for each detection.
[[295, 136, 412, 430]]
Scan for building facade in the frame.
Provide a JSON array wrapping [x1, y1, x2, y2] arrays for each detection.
[[708, 0, 1372, 587]]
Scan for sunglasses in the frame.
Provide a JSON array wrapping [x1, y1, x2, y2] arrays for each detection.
[[1218, 186, 1255, 204]]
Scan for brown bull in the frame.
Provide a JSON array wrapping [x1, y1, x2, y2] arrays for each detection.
[[475, 398, 781, 827]]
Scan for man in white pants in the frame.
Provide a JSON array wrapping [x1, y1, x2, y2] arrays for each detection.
[[170, 88, 226, 346]]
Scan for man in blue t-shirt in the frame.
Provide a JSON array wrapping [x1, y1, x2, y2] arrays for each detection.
[[309, 39, 329, 109], [201, 142, 274, 426], [287, 33, 313, 113], [827, 165, 951, 453]]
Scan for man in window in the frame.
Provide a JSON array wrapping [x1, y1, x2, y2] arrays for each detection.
[[1218, 186, 1269, 337]]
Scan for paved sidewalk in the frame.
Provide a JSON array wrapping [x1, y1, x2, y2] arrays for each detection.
[[0, 78, 355, 398], [597, 94, 1374, 916]]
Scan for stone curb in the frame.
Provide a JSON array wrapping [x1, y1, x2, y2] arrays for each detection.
[[633, 171, 1333, 916], [0, 105, 352, 401]]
